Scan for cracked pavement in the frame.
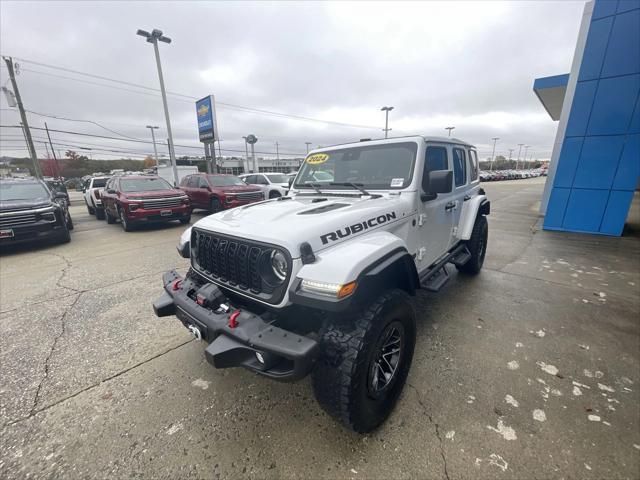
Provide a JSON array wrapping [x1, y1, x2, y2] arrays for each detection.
[[1, 179, 639, 479]]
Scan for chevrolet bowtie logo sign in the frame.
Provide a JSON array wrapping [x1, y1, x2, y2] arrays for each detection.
[[197, 104, 210, 117]]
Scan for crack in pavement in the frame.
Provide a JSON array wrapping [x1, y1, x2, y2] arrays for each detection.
[[47, 252, 81, 294], [7, 338, 194, 428], [28, 290, 84, 417], [408, 383, 451, 480]]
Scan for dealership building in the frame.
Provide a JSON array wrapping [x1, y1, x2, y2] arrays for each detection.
[[534, 0, 639, 236]]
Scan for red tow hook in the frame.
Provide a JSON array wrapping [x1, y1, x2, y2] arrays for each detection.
[[228, 310, 241, 329], [171, 279, 183, 291]]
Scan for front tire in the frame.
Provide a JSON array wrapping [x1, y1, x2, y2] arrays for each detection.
[[210, 197, 222, 213], [269, 190, 281, 199], [457, 215, 488, 275], [105, 206, 116, 224], [179, 214, 191, 225], [87, 205, 95, 215], [312, 289, 416, 433], [119, 207, 133, 232], [95, 208, 105, 220]]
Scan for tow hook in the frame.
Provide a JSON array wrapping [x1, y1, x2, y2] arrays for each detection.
[[188, 324, 202, 341]]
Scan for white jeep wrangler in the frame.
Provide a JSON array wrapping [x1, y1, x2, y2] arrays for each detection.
[[154, 136, 490, 432]]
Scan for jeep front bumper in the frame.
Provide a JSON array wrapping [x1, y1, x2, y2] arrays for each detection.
[[153, 270, 319, 382]]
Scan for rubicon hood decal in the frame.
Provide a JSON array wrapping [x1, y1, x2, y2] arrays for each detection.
[[320, 212, 397, 245]]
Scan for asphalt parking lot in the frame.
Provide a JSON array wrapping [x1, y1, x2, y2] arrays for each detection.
[[1, 177, 639, 479]]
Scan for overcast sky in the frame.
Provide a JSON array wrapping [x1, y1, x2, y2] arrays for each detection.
[[0, 0, 586, 162]]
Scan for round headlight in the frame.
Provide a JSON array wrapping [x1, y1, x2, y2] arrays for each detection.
[[270, 250, 287, 281]]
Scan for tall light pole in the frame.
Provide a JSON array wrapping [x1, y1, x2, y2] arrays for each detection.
[[246, 134, 258, 172], [242, 136, 249, 173], [137, 28, 178, 186], [489, 137, 499, 171], [275, 141, 280, 162], [516, 143, 524, 170], [523, 145, 530, 169], [305, 142, 312, 154], [508, 148, 514, 167], [146, 125, 159, 166], [381, 106, 394, 138]]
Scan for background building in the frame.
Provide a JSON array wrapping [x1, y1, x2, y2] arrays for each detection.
[[534, 0, 639, 236]]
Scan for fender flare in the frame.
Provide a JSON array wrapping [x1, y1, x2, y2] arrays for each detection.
[[291, 231, 419, 311], [458, 195, 490, 240]]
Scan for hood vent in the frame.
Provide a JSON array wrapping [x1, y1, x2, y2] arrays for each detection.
[[298, 203, 349, 215]]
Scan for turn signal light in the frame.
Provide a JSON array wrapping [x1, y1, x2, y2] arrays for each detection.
[[337, 281, 357, 299]]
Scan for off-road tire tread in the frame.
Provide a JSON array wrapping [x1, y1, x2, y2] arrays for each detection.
[[457, 214, 487, 274], [312, 289, 414, 432]]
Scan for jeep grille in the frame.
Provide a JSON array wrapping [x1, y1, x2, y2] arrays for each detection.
[[191, 229, 290, 304]]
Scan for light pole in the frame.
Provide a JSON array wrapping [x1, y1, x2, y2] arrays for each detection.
[[490, 137, 499, 171], [246, 134, 258, 172], [146, 125, 159, 166], [445, 126, 455, 137], [305, 142, 312, 154], [508, 148, 514, 167], [275, 141, 280, 162], [381, 106, 394, 138], [137, 28, 178, 186], [242, 136, 249, 173], [516, 143, 524, 170], [523, 145, 530, 169]]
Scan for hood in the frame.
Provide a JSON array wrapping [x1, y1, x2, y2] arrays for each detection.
[[192, 193, 413, 257], [214, 185, 262, 193], [0, 198, 52, 212], [125, 189, 183, 200]]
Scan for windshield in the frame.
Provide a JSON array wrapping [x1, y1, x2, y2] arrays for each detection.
[[120, 178, 172, 192], [294, 142, 417, 190], [208, 175, 245, 187], [0, 182, 50, 201], [264, 174, 289, 183], [91, 178, 108, 188]]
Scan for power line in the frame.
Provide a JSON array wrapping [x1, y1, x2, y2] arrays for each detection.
[[1, 55, 381, 130], [0, 125, 305, 156]]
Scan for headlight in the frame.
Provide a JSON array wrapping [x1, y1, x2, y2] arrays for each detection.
[[129, 203, 141, 211], [299, 279, 357, 299], [270, 250, 287, 281]]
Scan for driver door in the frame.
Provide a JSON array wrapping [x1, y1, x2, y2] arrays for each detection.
[[417, 145, 455, 272]]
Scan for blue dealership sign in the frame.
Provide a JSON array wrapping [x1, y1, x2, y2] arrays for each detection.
[[196, 95, 218, 143]]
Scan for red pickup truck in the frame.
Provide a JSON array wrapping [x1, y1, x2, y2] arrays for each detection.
[[101, 175, 191, 231], [179, 173, 264, 213]]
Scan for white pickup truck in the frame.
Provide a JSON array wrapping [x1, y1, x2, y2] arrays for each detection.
[[83, 176, 110, 220]]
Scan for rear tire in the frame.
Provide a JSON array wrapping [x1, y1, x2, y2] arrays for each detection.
[[87, 205, 95, 215], [457, 215, 488, 275], [312, 289, 416, 433], [95, 208, 105, 220]]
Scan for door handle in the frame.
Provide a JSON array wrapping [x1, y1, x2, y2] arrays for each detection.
[[445, 202, 456, 211]]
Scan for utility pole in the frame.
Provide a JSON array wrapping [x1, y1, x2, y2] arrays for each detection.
[[2, 56, 42, 178], [516, 143, 524, 170], [490, 137, 499, 171], [381, 106, 394, 138], [275, 141, 280, 162], [137, 29, 178, 186], [523, 145, 530, 169], [44, 122, 61, 178], [146, 125, 160, 166], [445, 126, 455, 137], [305, 142, 312, 154], [508, 148, 514, 168]]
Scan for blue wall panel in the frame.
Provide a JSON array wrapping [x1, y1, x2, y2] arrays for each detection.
[[554, 137, 584, 187], [565, 80, 598, 137], [612, 134, 640, 190], [601, 9, 640, 77], [587, 74, 640, 135], [578, 17, 614, 81], [600, 190, 634, 234], [544, 0, 640, 236], [573, 136, 625, 188], [544, 188, 571, 229], [592, 0, 619, 19], [563, 189, 610, 232]]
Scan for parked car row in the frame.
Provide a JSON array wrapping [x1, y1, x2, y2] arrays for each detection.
[[479, 169, 547, 181], [0, 178, 74, 246]]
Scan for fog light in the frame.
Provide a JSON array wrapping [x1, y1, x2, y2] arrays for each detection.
[[255, 352, 265, 364]]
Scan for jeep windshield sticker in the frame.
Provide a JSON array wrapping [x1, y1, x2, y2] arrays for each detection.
[[306, 153, 329, 165], [320, 212, 397, 245], [390, 178, 404, 187]]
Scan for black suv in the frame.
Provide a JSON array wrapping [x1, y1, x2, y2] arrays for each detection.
[[0, 178, 74, 246]]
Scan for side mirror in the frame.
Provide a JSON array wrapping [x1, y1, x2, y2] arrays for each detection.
[[107, 189, 117, 194], [421, 170, 453, 201], [288, 177, 294, 188], [55, 191, 68, 199]]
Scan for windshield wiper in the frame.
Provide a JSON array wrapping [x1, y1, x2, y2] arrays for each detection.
[[302, 182, 324, 195], [330, 182, 371, 196]]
